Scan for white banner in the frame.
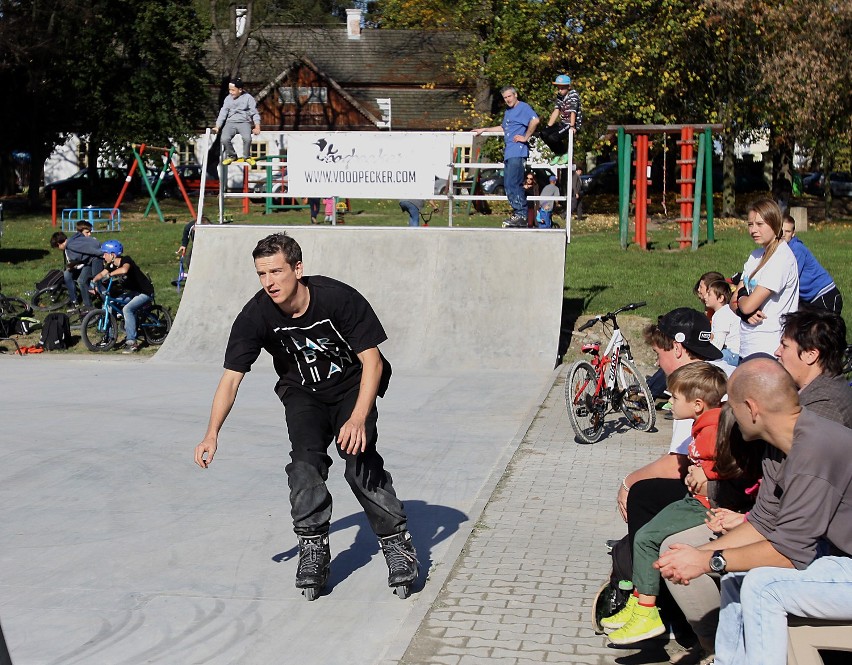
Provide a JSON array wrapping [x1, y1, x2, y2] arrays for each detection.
[[285, 131, 453, 199]]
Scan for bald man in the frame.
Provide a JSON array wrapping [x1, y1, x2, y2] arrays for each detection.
[[656, 359, 852, 665]]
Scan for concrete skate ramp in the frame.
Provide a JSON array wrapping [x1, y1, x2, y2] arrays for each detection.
[[154, 225, 567, 372]]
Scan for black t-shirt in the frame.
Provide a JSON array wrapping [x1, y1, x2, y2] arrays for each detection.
[[108, 256, 154, 296], [224, 275, 392, 401]]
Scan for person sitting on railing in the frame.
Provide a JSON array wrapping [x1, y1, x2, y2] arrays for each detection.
[[91, 239, 154, 354]]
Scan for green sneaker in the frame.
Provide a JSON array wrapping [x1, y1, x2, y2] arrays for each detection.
[[247, 157, 257, 166], [559, 154, 573, 165], [222, 157, 234, 166], [608, 603, 666, 645], [600, 594, 637, 631]]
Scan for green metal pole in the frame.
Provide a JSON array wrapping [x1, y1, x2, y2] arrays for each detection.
[[620, 133, 632, 249], [704, 127, 715, 243], [265, 161, 273, 215], [136, 148, 165, 222], [692, 132, 705, 251], [617, 127, 626, 248], [143, 146, 170, 218], [76, 190, 82, 210]]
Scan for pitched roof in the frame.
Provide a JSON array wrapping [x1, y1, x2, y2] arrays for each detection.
[[205, 26, 474, 130]]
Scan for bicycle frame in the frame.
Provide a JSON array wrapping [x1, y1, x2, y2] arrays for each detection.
[[578, 325, 627, 400], [565, 301, 655, 444]]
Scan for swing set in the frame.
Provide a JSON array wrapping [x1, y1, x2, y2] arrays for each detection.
[[610, 123, 722, 251]]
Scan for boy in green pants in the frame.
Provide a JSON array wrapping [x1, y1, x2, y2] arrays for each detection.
[[603, 362, 728, 645]]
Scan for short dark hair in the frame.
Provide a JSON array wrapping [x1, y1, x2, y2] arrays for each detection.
[[50, 231, 67, 248], [706, 279, 732, 304], [692, 271, 725, 297], [76, 220, 93, 232], [780, 309, 847, 376], [252, 232, 302, 268]]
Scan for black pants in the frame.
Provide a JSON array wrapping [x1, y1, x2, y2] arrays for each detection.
[[281, 387, 407, 538], [803, 286, 843, 315], [539, 124, 571, 155]]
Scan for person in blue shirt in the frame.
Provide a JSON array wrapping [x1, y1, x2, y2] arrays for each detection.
[[472, 86, 540, 227], [782, 215, 843, 314]]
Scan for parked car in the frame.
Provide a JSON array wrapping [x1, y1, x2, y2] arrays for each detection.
[[476, 167, 556, 196], [43, 167, 132, 201], [158, 164, 220, 198], [798, 171, 852, 198], [252, 173, 289, 205], [580, 161, 618, 194]]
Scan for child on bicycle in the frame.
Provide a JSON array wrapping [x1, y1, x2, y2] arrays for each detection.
[[602, 361, 728, 646], [91, 239, 155, 354]]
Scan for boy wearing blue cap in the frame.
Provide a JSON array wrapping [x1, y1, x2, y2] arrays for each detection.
[[540, 74, 582, 165]]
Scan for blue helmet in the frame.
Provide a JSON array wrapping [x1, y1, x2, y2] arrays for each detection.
[[100, 240, 123, 256], [553, 74, 571, 85]]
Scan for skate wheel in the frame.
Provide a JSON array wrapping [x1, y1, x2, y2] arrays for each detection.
[[303, 587, 320, 601], [591, 580, 611, 634], [395, 585, 410, 599]]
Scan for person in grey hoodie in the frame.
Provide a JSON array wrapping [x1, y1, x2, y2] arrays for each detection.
[[213, 77, 261, 165]]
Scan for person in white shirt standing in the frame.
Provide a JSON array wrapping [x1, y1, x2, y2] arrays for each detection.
[[730, 198, 799, 359]]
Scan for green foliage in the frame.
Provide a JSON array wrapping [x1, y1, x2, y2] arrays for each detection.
[[0, 0, 209, 203]]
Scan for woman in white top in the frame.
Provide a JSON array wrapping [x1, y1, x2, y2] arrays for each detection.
[[731, 198, 799, 358]]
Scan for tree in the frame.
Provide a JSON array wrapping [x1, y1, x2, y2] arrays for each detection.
[[758, 0, 852, 218], [0, 0, 209, 205]]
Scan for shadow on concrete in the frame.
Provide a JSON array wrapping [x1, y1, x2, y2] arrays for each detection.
[[271, 500, 468, 595]]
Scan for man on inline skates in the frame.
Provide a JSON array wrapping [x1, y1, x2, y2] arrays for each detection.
[[193, 232, 418, 600]]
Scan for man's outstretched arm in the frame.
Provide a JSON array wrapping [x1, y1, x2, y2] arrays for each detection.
[[194, 369, 245, 468]]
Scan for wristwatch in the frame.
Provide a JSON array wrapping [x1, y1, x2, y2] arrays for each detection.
[[709, 549, 727, 574]]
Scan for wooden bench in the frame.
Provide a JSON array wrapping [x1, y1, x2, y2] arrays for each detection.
[[788, 617, 852, 665]]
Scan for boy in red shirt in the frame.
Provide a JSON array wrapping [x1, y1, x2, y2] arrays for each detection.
[[603, 362, 728, 645]]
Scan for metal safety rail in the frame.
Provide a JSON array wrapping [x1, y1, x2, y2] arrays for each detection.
[[203, 129, 578, 241]]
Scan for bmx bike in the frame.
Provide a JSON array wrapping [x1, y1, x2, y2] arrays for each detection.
[[80, 277, 172, 351], [565, 302, 656, 444], [31, 272, 102, 313]]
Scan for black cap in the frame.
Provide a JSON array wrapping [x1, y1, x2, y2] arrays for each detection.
[[657, 307, 722, 361]]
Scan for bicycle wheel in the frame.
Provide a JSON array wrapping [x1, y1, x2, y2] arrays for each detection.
[[31, 285, 71, 311], [616, 357, 656, 432], [140, 304, 172, 345], [565, 361, 606, 444], [0, 295, 32, 317], [81, 309, 118, 352]]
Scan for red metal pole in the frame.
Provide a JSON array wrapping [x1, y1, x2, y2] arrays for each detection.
[[169, 161, 196, 220], [112, 144, 146, 217], [52, 189, 57, 226], [634, 134, 649, 249], [678, 127, 694, 248]]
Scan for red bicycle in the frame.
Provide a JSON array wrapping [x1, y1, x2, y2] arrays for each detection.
[[565, 302, 655, 443]]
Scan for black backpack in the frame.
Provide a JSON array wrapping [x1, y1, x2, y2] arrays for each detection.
[[40, 312, 72, 350], [36, 269, 65, 291]]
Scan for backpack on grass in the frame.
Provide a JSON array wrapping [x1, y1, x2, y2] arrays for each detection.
[[36, 269, 64, 291], [40, 312, 72, 350]]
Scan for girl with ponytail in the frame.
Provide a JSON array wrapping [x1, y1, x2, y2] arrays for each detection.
[[730, 198, 799, 358]]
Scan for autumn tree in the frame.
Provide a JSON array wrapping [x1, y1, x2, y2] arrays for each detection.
[[0, 0, 209, 205]]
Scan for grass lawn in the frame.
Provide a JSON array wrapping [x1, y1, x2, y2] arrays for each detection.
[[1, 193, 850, 361]]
